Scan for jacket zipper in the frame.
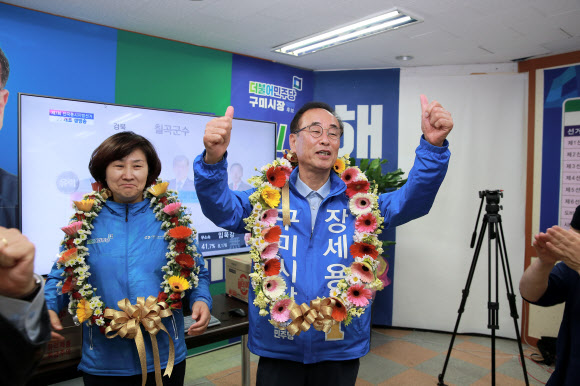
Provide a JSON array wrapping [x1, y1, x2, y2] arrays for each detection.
[[125, 205, 129, 222]]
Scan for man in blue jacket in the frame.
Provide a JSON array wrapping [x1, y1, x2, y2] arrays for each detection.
[[194, 98, 453, 385]]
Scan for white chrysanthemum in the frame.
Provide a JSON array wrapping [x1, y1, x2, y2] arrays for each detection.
[[278, 158, 292, 168], [347, 274, 362, 285]]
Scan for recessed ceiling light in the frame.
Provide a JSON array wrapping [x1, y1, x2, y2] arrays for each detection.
[[396, 55, 414, 61], [273, 9, 422, 57]]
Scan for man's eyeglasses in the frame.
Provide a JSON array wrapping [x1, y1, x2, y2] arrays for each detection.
[[295, 124, 342, 141]]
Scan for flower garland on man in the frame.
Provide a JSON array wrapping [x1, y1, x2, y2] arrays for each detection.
[[243, 153, 389, 333], [44, 132, 212, 386], [194, 99, 453, 385]]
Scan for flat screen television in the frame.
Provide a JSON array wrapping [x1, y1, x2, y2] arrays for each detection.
[[19, 94, 276, 275]]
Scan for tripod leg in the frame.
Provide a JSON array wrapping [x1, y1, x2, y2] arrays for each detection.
[[488, 220, 499, 386], [497, 220, 530, 386], [438, 217, 488, 386]]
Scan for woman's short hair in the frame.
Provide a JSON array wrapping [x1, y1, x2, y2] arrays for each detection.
[[89, 131, 162, 188]]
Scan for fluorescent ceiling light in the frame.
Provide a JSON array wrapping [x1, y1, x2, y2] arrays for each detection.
[[274, 9, 421, 57]]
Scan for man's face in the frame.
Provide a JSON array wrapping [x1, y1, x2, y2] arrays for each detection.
[[230, 165, 242, 183], [0, 88, 9, 131], [289, 108, 341, 175], [173, 160, 189, 180]]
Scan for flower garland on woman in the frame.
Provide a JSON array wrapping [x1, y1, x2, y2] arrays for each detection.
[[243, 151, 390, 333], [56, 180, 201, 331]]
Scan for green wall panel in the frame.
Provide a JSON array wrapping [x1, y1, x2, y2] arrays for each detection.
[[115, 31, 232, 115]]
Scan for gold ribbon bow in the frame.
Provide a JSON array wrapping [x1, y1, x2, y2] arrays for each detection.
[[287, 298, 336, 336], [282, 182, 291, 227], [104, 296, 175, 386]]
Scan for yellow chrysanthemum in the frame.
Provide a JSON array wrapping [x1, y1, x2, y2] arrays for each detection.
[[74, 199, 95, 212], [148, 181, 169, 196], [168, 275, 190, 293], [76, 298, 93, 323], [333, 158, 346, 174], [261, 187, 281, 208]]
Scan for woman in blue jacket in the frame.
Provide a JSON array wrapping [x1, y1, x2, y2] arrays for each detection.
[[44, 132, 212, 386]]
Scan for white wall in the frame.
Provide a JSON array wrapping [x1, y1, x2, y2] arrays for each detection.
[[393, 69, 528, 338]]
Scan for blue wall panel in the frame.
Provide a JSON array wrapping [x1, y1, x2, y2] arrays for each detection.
[[0, 4, 117, 175], [314, 69, 401, 326]]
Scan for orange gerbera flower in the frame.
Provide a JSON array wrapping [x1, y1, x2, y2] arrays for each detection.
[[263, 258, 281, 276], [174, 241, 187, 253], [76, 299, 93, 323], [175, 253, 195, 269], [333, 158, 346, 174], [58, 247, 78, 264], [349, 242, 379, 259], [73, 199, 95, 212], [61, 275, 75, 294], [148, 181, 169, 196], [331, 298, 347, 322], [262, 225, 282, 243], [168, 226, 193, 240], [266, 166, 287, 188]]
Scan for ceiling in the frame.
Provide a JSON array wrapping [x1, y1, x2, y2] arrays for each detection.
[[3, 0, 580, 71]]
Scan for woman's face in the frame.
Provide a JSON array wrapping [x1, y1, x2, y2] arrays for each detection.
[[105, 148, 149, 204]]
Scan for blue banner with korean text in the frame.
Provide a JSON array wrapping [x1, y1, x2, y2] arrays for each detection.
[[230, 54, 314, 155], [314, 69, 401, 326], [540, 65, 580, 232]]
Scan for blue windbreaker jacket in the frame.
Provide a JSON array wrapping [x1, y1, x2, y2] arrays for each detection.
[[44, 199, 212, 376], [194, 136, 450, 363]]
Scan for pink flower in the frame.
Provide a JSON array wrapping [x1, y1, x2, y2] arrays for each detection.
[[341, 167, 360, 184], [258, 209, 279, 227], [261, 243, 279, 260], [355, 212, 378, 233], [351, 262, 374, 283], [377, 257, 392, 287], [163, 202, 182, 216], [347, 284, 372, 307], [350, 193, 374, 215], [271, 298, 292, 322], [61, 221, 83, 236]]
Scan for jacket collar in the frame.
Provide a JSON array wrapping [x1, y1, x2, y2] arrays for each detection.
[[103, 198, 150, 217], [289, 167, 346, 199]]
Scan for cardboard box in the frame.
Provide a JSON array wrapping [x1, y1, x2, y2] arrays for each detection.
[[40, 311, 83, 365], [225, 253, 252, 303]]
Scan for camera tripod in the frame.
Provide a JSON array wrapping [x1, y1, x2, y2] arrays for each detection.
[[438, 190, 529, 386]]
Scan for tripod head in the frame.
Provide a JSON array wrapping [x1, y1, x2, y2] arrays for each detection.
[[479, 190, 503, 215], [470, 190, 504, 248]]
